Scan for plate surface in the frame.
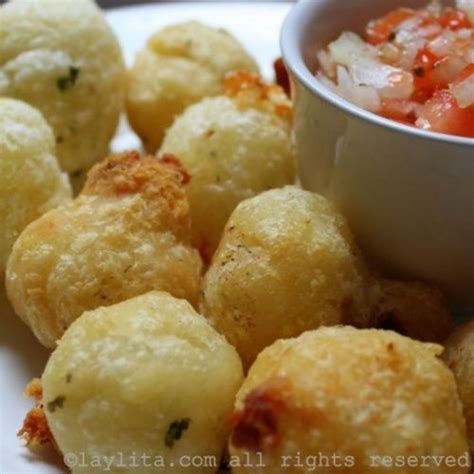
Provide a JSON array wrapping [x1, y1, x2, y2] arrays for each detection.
[[0, 3, 291, 473]]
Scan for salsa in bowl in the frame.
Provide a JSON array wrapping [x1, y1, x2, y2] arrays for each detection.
[[317, 1, 474, 138], [281, 0, 474, 310]]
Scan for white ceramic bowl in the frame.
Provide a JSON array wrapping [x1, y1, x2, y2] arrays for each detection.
[[281, 0, 474, 310]]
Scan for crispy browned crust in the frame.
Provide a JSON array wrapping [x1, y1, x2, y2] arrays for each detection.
[[273, 58, 291, 97], [229, 378, 290, 452], [223, 71, 292, 119], [17, 379, 56, 448], [81, 151, 190, 197], [80, 151, 192, 234]]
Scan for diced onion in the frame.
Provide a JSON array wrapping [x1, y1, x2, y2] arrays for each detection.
[[328, 32, 377, 67], [349, 58, 414, 100], [426, 0, 443, 17], [431, 55, 468, 85], [428, 30, 457, 57], [452, 74, 474, 107], [457, 0, 474, 22], [397, 39, 426, 70], [315, 71, 339, 94], [378, 43, 401, 64], [336, 65, 381, 112], [317, 49, 336, 79], [464, 47, 474, 62]]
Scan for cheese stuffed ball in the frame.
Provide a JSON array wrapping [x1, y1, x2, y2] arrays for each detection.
[[160, 72, 295, 261], [0, 98, 71, 273], [444, 319, 474, 453], [127, 21, 258, 153], [42, 291, 244, 473], [201, 186, 371, 369], [229, 327, 469, 474], [6, 151, 202, 347], [0, 0, 126, 183], [201, 186, 454, 369]]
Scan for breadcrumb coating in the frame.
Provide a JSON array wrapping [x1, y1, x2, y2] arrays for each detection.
[[6, 152, 202, 347]]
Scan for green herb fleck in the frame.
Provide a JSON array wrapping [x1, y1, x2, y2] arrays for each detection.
[[47, 396, 66, 413], [199, 289, 205, 299], [65, 373, 72, 384], [165, 418, 191, 448], [57, 66, 80, 92]]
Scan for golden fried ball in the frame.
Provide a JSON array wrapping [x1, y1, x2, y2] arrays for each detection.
[[229, 327, 469, 474], [0, 0, 125, 180], [160, 73, 295, 261], [127, 21, 258, 153], [370, 278, 453, 344], [201, 186, 371, 369], [0, 98, 71, 273], [6, 152, 202, 347], [42, 291, 244, 474], [444, 319, 474, 453]]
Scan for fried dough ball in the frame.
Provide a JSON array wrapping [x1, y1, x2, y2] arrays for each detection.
[[0, 98, 71, 273], [201, 186, 371, 369], [370, 278, 453, 344], [160, 73, 295, 261], [42, 291, 244, 474], [0, 0, 125, 180], [229, 327, 469, 473], [127, 21, 258, 153], [444, 319, 474, 453], [201, 186, 454, 369], [6, 151, 202, 347]]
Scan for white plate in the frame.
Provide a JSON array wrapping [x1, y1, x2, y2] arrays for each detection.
[[0, 3, 291, 473]]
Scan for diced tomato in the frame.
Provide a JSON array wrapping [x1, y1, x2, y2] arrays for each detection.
[[454, 63, 474, 84], [415, 90, 474, 137], [380, 99, 418, 124], [366, 8, 416, 45], [411, 48, 446, 103], [438, 8, 471, 30]]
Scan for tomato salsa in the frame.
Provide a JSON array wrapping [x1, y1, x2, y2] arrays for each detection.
[[316, 1, 474, 138]]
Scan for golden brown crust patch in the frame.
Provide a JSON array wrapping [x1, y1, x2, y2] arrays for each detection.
[[230, 378, 290, 452], [80, 151, 192, 235], [223, 71, 292, 120], [159, 153, 191, 185], [17, 379, 56, 448], [81, 151, 189, 197]]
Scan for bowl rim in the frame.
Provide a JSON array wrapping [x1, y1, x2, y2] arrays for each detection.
[[280, 0, 474, 148]]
